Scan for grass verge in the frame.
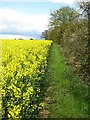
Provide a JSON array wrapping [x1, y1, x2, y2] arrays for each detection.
[[42, 43, 88, 118]]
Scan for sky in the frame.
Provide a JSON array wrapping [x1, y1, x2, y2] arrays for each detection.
[[0, 0, 84, 39]]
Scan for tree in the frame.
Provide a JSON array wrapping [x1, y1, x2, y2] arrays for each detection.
[[78, 1, 90, 16], [49, 6, 79, 28], [30, 38, 33, 40], [44, 6, 79, 44]]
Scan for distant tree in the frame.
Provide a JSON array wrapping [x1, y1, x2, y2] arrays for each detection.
[[41, 30, 48, 40], [19, 38, 24, 40], [30, 38, 33, 40]]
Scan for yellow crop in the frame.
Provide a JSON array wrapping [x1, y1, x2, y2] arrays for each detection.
[[1, 39, 53, 118]]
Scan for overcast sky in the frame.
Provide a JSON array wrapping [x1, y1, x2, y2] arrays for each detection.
[[0, 0, 84, 39]]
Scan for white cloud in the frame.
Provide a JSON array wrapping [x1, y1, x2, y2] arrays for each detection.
[[0, 0, 48, 2], [49, 0, 79, 4], [0, 25, 7, 30], [50, 0, 89, 4], [0, 0, 88, 2], [0, 8, 50, 35], [0, 34, 31, 39]]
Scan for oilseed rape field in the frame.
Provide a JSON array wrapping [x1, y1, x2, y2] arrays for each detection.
[[0, 40, 52, 119]]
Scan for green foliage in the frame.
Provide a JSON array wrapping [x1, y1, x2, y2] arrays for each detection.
[[42, 6, 79, 43], [49, 6, 78, 27], [61, 19, 89, 82]]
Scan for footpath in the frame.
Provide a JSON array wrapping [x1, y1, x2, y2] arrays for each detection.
[[40, 43, 88, 118]]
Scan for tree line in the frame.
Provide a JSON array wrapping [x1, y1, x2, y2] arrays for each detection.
[[41, 1, 90, 84]]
